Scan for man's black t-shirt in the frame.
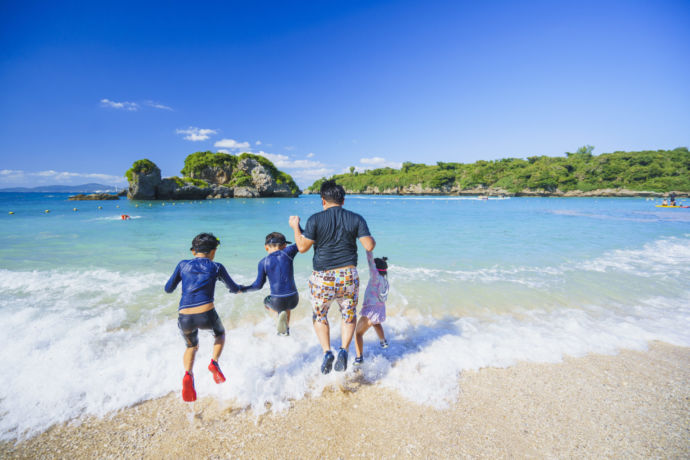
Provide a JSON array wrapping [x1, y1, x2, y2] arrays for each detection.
[[302, 206, 371, 271]]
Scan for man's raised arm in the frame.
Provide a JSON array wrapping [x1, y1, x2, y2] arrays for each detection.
[[289, 215, 314, 253]]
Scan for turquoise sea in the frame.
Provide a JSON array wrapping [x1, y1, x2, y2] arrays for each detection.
[[1, 193, 689, 440]]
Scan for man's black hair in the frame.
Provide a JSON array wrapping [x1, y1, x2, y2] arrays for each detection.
[[190, 232, 220, 253], [320, 179, 345, 205]]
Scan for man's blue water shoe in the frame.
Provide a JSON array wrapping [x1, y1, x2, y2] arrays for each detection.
[[334, 347, 348, 372], [321, 350, 335, 374]]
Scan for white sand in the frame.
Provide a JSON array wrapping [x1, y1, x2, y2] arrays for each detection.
[[2, 341, 688, 459]]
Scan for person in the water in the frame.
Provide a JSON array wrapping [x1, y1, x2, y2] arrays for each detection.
[[164, 232, 241, 402], [240, 232, 300, 336], [354, 252, 390, 366], [289, 180, 376, 374]]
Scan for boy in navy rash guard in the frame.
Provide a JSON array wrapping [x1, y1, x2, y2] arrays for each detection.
[[165, 232, 242, 402], [240, 232, 299, 336]]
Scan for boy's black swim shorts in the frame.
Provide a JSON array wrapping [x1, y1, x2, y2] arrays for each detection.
[[177, 308, 225, 348], [264, 293, 299, 313]]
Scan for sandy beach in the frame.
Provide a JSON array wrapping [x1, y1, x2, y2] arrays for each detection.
[[1, 341, 688, 459]]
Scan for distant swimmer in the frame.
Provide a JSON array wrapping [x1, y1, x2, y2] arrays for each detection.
[[239, 232, 300, 336], [164, 233, 242, 402], [354, 252, 390, 368], [662, 199, 668, 206], [121, 214, 130, 220]]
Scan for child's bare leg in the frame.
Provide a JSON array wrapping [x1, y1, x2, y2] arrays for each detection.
[[286, 309, 291, 326], [183, 345, 199, 373], [372, 324, 386, 341], [212, 334, 225, 362], [355, 316, 371, 358]]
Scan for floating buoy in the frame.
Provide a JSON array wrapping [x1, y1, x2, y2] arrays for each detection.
[[97, 206, 102, 209], [172, 203, 175, 206], [148, 204, 152, 207], [135, 204, 139, 207], [8, 211, 14, 215], [44, 210, 50, 213], [116, 205, 120, 208], [73, 208, 78, 212], [121, 214, 130, 220]]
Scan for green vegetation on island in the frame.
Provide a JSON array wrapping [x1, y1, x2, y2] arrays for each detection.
[[125, 159, 158, 182], [181, 151, 299, 195], [308, 147, 690, 195], [125, 151, 300, 200]]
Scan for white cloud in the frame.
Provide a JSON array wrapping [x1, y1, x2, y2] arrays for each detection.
[[177, 127, 218, 141], [251, 151, 333, 188], [214, 139, 251, 150], [0, 169, 127, 188], [360, 157, 386, 165], [359, 157, 402, 169], [144, 100, 173, 111], [284, 146, 295, 151], [255, 141, 262, 146], [100, 98, 139, 111], [254, 152, 323, 170], [306, 152, 315, 158], [217, 149, 230, 154]]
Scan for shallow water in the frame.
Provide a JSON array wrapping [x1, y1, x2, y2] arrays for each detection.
[[1, 193, 689, 439]]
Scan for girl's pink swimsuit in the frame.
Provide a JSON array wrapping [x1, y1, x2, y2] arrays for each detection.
[[360, 251, 389, 324]]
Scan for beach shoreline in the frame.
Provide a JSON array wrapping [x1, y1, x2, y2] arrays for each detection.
[[2, 341, 688, 459]]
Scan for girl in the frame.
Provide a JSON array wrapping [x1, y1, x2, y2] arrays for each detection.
[[354, 251, 389, 365]]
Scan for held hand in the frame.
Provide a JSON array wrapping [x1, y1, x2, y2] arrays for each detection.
[[289, 215, 301, 229]]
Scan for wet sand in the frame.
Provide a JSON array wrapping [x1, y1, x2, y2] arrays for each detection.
[[2, 341, 689, 459]]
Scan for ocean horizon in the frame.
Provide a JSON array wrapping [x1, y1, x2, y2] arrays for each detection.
[[1, 193, 689, 440]]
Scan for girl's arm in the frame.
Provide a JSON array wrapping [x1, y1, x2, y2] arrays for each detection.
[[366, 251, 378, 278], [164, 262, 182, 293]]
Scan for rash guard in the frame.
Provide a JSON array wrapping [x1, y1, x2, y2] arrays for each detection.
[[165, 257, 240, 310], [241, 244, 299, 297]]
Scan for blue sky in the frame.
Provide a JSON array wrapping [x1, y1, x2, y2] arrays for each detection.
[[1, 0, 689, 188]]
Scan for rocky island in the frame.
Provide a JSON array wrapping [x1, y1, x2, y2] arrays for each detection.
[[126, 152, 300, 200], [307, 147, 690, 197]]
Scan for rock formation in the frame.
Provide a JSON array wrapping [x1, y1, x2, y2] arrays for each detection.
[[68, 193, 120, 201], [126, 154, 300, 200]]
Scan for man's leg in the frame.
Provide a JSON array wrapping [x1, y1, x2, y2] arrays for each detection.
[[309, 272, 335, 352], [338, 269, 360, 351], [341, 318, 356, 350], [313, 319, 331, 352]]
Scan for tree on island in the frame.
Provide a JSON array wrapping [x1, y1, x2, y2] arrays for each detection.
[[307, 147, 690, 195]]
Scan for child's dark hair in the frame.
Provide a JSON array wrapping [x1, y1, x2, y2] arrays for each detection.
[[375, 256, 388, 275], [190, 232, 220, 253], [265, 232, 290, 248], [320, 179, 345, 205]]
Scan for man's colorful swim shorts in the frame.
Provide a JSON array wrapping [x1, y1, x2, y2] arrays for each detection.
[[308, 267, 359, 324]]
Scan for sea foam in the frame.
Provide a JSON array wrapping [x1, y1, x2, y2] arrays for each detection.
[[1, 235, 689, 440]]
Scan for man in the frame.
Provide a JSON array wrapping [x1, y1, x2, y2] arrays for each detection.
[[289, 180, 375, 374]]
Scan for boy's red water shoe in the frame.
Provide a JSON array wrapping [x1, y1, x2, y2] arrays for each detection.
[[182, 371, 197, 402], [208, 359, 226, 383]]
